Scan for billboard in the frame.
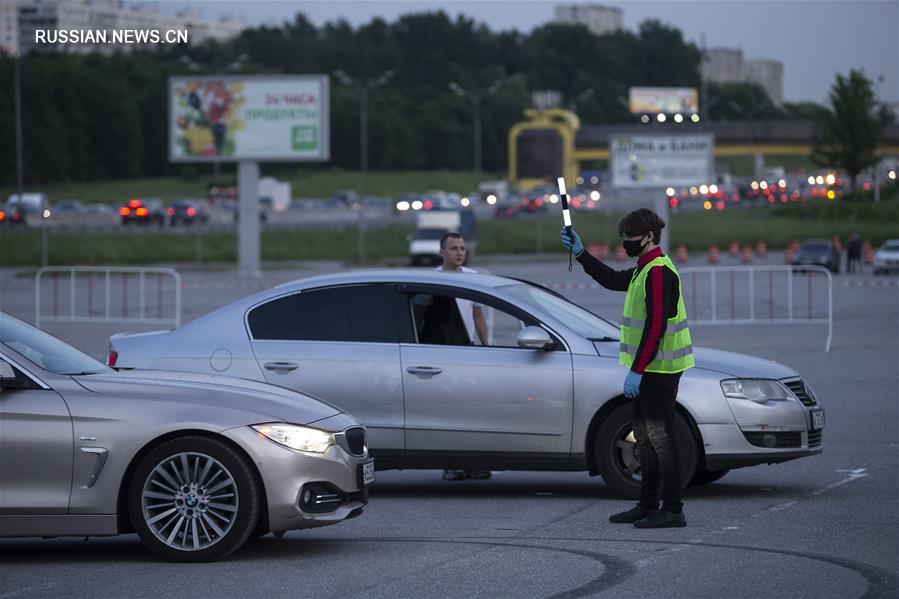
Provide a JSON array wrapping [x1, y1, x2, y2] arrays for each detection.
[[610, 134, 714, 189], [169, 75, 329, 162], [628, 87, 698, 115]]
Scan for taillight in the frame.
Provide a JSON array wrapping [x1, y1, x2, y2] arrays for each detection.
[[167, 207, 175, 216], [107, 351, 118, 367], [135, 207, 148, 217], [186, 207, 196, 216], [0, 210, 5, 221], [128, 199, 141, 209], [119, 207, 130, 216]]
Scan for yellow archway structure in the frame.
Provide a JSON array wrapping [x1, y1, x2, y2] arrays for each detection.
[[508, 109, 580, 190]]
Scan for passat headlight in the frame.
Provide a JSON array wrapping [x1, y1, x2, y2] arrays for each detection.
[[720, 379, 788, 404], [252, 423, 333, 453]]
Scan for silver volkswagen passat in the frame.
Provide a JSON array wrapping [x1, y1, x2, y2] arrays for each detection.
[[0, 312, 374, 562], [109, 270, 824, 497]]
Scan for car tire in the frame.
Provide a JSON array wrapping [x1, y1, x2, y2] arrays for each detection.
[[594, 403, 698, 499], [689, 466, 730, 486], [128, 435, 261, 562]]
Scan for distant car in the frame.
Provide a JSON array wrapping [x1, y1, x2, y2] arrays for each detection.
[[873, 239, 899, 274], [793, 239, 839, 273], [168, 199, 209, 226], [0, 311, 372, 562], [0, 206, 27, 226], [120, 198, 166, 226], [53, 199, 85, 214], [109, 270, 825, 499]]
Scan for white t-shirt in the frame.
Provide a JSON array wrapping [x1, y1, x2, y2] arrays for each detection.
[[434, 265, 483, 344]]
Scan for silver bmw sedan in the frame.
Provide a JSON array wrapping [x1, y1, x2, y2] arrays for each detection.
[[0, 312, 373, 562], [108, 269, 824, 497]]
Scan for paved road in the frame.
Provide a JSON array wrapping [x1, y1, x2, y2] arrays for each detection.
[[1, 257, 897, 598]]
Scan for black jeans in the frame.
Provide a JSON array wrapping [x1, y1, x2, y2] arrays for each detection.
[[632, 371, 684, 513]]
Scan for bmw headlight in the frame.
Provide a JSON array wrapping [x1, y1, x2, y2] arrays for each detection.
[[252, 423, 333, 453], [720, 379, 788, 404]]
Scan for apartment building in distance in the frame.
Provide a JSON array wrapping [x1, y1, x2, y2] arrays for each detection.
[[553, 3, 623, 36], [702, 46, 784, 106]]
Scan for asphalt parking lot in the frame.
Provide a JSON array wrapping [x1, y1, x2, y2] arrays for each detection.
[[1, 255, 897, 598]]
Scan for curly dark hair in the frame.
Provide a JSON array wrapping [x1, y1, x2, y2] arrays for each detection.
[[618, 208, 666, 244]]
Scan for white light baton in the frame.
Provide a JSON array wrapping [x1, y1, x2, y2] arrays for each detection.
[[558, 177, 574, 271]]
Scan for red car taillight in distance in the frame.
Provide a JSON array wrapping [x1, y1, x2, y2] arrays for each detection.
[[106, 350, 118, 367], [0, 210, 5, 222], [167, 207, 175, 216], [186, 207, 196, 217], [119, 206, 131, 216], [135, 207, 149, 217], [128, 199, 141, 209]]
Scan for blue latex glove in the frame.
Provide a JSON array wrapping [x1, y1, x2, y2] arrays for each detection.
[[560, 227, 584, 256], [624, 371, 643, 399]]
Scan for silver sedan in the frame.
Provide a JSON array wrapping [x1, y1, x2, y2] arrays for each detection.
[[0, 312, 373, 562], [108, 269, 825, 497]]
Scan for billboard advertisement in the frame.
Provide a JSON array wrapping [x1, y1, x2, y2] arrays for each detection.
[[169, 75, 329, 162], [610, 134, 713, 188], [628, 87, 698, 115]]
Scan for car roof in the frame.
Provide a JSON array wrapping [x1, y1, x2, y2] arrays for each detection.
[[274, 269, 522, 293]]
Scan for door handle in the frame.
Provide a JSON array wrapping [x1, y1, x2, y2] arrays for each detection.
[[406, 366, 443, 376], [264, 361, 299, 373]]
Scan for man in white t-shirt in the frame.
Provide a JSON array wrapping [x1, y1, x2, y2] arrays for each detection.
[[434, 232, 492, 481]]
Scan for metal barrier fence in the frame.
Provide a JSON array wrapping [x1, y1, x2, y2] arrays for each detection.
[[35, 266, 181, 329], [679, 265, 833, 353]]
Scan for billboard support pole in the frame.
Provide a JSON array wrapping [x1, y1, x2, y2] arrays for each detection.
[[238, 161, 260, 278], [654, 191, 670, 255]]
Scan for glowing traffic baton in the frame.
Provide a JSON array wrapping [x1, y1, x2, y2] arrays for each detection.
[[558, 176, 574, 270]]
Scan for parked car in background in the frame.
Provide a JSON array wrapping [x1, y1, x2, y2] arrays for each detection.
[[873, 239, 899, 274], [0, 311, 372, 562], [52, 199, 85, 214], [120, 198, 166, 226], [109, 270, 825, 499], [168, 199, 209, 226], [792, 239, 839, 273]]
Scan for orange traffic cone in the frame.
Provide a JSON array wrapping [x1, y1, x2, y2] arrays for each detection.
[[729, 241, 740, 258], [586, 243, 602, 259], [756, 240, 767, 258], [708, 244, 720, 263], [615, 243, 627, 262], [596, 243, 609, 260], [676, 243, 688, 263], [741, 244, 753, 263]]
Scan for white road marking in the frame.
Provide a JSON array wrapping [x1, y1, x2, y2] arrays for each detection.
[[811, 468, 868, 496]]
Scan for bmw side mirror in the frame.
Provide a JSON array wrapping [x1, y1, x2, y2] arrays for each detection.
[[517, 326, 554, 350]]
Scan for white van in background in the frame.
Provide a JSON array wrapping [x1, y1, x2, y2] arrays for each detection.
[[6, 192, 48, 215]]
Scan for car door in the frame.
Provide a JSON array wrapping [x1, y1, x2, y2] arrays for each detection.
[[397, 284, 573, 459], [0, 354, 73, 514], [248, 284, 405, 452]]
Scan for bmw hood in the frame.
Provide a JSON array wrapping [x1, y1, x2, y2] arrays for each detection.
[[593, 342, 798, 379], [74, 369, 342, 425]]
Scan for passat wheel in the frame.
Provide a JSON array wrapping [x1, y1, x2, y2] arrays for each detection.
[[129, 436, 260, 562], [594, 404, 698, 499]]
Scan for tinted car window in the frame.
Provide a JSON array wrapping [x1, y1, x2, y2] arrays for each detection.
[[249, 285, 396, 342]]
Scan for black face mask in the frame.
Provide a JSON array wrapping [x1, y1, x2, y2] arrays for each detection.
[[623, 237, 648, 257]]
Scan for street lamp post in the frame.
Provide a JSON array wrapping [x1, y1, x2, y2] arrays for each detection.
[[448, 80, 501, 180], [334, 69, 393, 264], [13, 51, 47, 266]]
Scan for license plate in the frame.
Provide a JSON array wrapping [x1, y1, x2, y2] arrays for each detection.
[[360, 460, 375, 486], [811, 410, 825, 430]]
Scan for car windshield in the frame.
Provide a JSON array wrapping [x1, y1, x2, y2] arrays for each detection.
[[801, 242, 830, 251], [497, 283, 620, 341], [0, 313, 109, 375], [883, 242, 899, 251]]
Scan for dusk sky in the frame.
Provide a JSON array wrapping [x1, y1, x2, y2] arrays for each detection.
[[140, 0, 899, 104]]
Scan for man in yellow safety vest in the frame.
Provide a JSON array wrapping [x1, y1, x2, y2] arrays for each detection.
[[562, 208, 694, 528]]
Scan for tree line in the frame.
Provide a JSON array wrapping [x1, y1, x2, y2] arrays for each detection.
[[0, 11, 873, 186]]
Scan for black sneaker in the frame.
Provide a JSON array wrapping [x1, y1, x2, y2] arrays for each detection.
[[633, 509, 687, 528], [609, 505, 657, 524]]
